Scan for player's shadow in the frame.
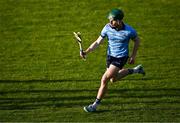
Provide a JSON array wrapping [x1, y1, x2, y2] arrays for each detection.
[[0, 95, 96, 110], [0, 78, 179, 111], [0, 88, 179, 110], [0, 79, 99, 83], [0, 88, 99, 110], [0, 79, 99, 110]]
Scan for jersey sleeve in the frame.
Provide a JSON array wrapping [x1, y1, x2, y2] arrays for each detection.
[[100, 25, 108, 38], [130, 28, 138, 40]]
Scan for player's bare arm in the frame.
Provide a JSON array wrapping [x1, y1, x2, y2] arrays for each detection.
[[80, 36, 104, 58], [129, 36, 140, 64]]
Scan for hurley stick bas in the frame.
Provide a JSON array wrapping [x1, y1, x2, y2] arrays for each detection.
[[73, 32, 86, 60]]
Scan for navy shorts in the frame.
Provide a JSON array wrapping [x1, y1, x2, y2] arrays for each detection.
[[106, 55, 129, 69]]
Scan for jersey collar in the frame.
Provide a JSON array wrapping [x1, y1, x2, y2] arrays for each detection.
[[109, 22, 125, 31]]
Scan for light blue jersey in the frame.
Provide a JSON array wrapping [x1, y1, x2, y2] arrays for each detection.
[[101, 23, 137, 58]]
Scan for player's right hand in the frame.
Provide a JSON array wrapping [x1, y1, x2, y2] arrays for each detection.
[[80, 50, 86, 59]]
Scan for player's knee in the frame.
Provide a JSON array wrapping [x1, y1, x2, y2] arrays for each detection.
[[101, 71, 116, 85], [106, 72, 114, 79], [106, 71, 117, 83]]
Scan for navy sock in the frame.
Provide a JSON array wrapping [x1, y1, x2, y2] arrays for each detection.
[[92, 98, 101, 109], [128, 69, 134, 74], [95, 98, 101, 104]]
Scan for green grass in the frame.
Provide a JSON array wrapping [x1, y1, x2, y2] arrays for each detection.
[[0, 0, 180, 122]]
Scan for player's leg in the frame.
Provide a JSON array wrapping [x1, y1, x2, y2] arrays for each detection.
[[84, 64, 119, 112], [108, 56, 129, 82], [110, 68, 128, 82], [110, 65, 145, 82], [97, 64, 119, 99]]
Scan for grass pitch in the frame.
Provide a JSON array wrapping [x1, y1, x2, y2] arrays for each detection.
[[0, 0, 180, 122]]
